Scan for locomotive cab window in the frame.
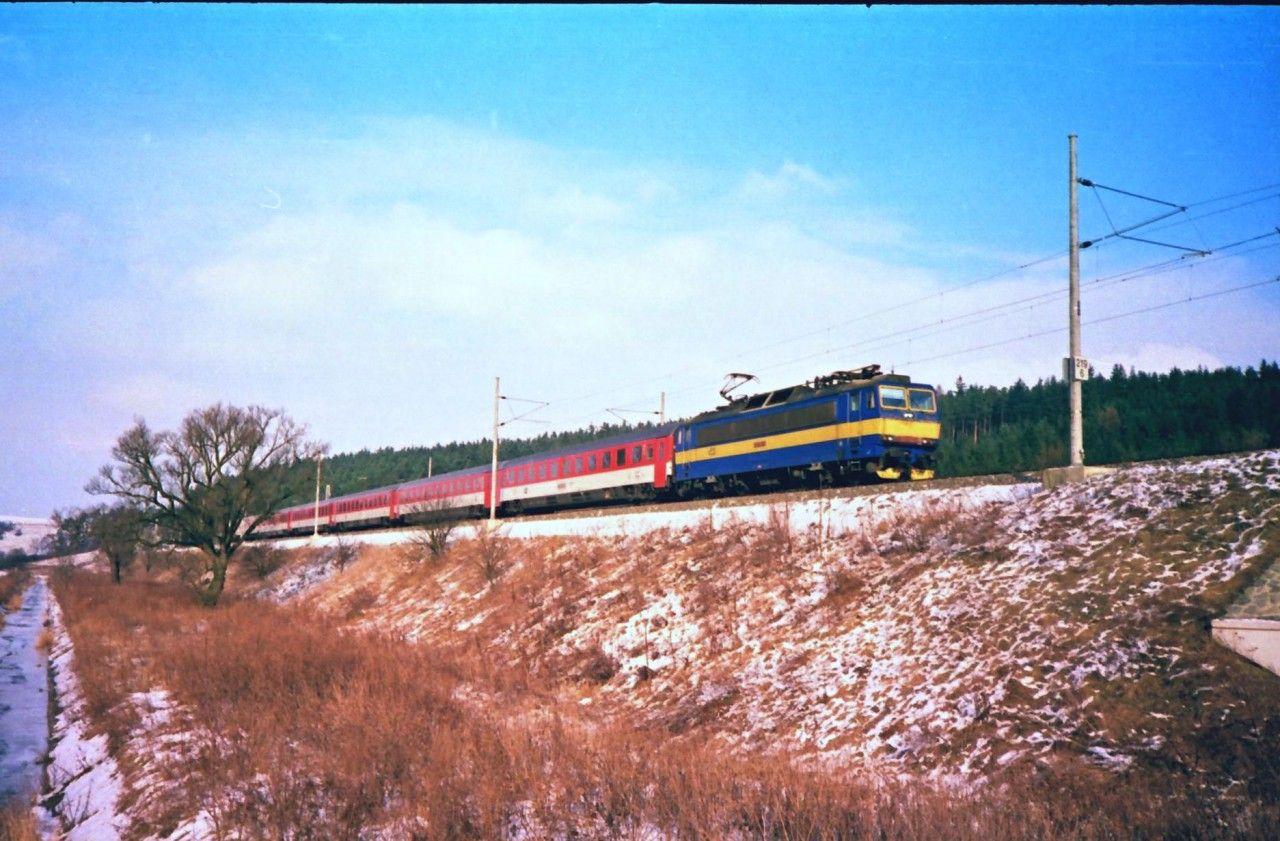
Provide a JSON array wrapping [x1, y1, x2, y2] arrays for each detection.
[[879, 386, 909, 410], [908, 389, 937, 413]]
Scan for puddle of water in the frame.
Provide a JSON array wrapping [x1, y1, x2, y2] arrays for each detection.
[[0, 577, 50, 806]]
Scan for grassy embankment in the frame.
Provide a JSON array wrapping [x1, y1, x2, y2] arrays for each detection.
[[52, 539, 1279, 840]]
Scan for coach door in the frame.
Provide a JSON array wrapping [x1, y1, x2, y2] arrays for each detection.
[[652, 438, 669, 489]]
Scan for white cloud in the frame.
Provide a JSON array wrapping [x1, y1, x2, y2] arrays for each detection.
[[738, 160, 840, 202], [523, 186, 628, 225]]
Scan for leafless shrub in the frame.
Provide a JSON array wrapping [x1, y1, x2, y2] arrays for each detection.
[[474, 525, 511, 585], [341, 585, 379, 619], [404, 499, 460, 564], [822, 561, 865, 608], [140, 544, 180, 574], [313, 536, 357, 572], [847, 524, 880, 557], [172, 550, 215, 592], [238, 543, 289, 579], [400, 519, 457, 570], [873, 499, 1007, 558], [760, 501, 795, 560], [577, 643, 619, 683]]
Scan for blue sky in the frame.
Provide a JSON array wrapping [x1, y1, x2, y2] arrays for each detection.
[[2, 5, 1278, 516]]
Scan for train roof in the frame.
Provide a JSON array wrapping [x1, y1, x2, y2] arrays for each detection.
[[497, 422, 679, 468], [292, 423, 680, 510], [692, 365, 928, 424]]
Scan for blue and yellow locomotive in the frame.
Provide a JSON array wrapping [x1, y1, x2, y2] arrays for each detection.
[[674, 365, 939, 494]]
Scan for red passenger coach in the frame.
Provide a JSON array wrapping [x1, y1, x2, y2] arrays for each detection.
[[254, 425, 677, 537], [493, 425, 675, 515]]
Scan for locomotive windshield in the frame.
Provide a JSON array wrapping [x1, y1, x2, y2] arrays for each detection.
[[879, 385, 937, 413], [909, 389, 936, 412], [879, 385, 908, 409]]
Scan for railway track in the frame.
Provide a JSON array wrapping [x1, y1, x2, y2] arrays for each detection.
[[504, 471, 1040, 525]]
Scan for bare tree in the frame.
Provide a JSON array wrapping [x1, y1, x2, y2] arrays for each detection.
[[401, 497, 459, 566], [473, 524, 510, 585], [88, 404, 325, 605], [88, 504, 145, 583]]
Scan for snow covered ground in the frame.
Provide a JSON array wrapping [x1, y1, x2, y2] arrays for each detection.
[[36, 450, 1280, 836], [301, 450, 1280, 782], [42, 584, 127, 840]]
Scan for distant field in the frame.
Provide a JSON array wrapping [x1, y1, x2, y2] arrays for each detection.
[[0, 517, 53, 555]]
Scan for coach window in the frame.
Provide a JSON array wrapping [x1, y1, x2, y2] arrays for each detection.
[[603, 451, 612, 468], [539, 464, 546, 480], [865, 391, 875, 410], [646, 445, 654, 459], [633, 445, 642, 462], [551, 463, 558, 478], [589, 454, 597, 471]]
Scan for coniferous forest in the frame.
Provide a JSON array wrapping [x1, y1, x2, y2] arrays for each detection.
[[939, 361, 1279, 476], [300, 361, 1280, 502]]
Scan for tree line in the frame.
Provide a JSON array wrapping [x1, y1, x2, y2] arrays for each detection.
[[299, 361, 1279, 494], [938, 360, 1280, 476]]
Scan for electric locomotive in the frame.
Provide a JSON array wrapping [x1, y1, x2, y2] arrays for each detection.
[[674, 364, 938, 495]]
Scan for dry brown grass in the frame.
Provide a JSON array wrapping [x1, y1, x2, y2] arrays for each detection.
[[0, 568, 31, 631], [33, 626, 54, 655], [0, 800, 39, 841], [0, 567, 30, 606], [49, 564, 1280, 840]]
